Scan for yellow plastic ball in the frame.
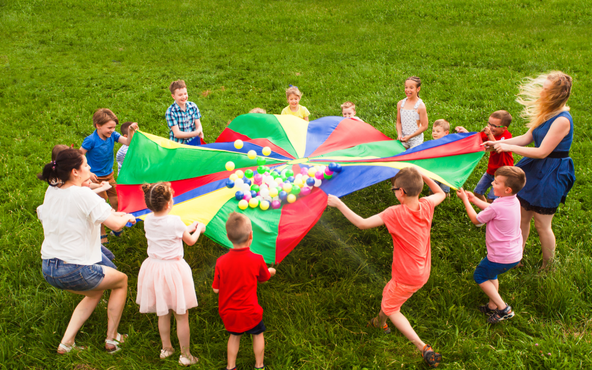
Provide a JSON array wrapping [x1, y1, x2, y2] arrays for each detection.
[[308, 167, 316, 177], [262, 146, 271, 156], [225, 161, 235, 171], [269, 187, 279, 198], [294, 178, 304, 187], [238, 199, 249, 210], [283, 183, 293, 193], [235, 170, 244, 179], [260, 200, 270, 211], [229, 174, 238, 181], [247, 150, 257, 160], [287, 194, 297, 203], [234, 140, 244, 149], [249, 198, 259, 208]]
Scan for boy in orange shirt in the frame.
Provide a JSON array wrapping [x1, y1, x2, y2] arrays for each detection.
[[327, 167, 446, 368]]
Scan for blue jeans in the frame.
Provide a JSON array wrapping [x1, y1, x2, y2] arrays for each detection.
[[434, 180, 450, 194], [42, 253, 115, 291], [473, 172, 497, 200]]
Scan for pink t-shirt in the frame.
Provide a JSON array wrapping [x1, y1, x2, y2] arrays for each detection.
[[476, 195, 523, 264], [144, 214, 187, 260], [379, 198, 435, 288]]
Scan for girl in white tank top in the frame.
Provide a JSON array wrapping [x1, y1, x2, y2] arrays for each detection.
[[396, 77, 429, 149]]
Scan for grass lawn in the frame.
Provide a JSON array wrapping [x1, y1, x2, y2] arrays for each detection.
[[1, 0, 591, 368]]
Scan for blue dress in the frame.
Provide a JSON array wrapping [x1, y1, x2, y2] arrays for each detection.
[[516, 111, 575, 214]]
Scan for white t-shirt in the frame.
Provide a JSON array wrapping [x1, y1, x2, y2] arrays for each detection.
[[39, 186, 112, 265], [144, 214, 188, 260]]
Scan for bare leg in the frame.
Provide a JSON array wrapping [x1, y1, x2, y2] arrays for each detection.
[[520, 207, 535, 250], [159, 311, 173, 351], [174, 312, 191, 357], [479, 280, 506, 311], [387, 310, 426, 352], [377, 309, 388, 327], [252, 333, 265, 368], [227, 334, 241, 369], [60, 291, 103, 346], [533, 213, 556, 268]]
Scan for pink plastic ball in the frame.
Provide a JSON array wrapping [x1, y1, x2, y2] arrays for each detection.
[[300, 186, 312, 197], [253, 174, 263, 185], [300, 167, 309, 175], [324, 168, 334, 176], [244, 193, 252, 201], [271, 200, 282, 209], [315, 171, 324, 180]]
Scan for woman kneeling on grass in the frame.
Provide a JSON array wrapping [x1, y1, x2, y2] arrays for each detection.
[[37, 149, 136, 354]]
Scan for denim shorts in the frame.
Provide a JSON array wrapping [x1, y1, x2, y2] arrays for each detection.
[[227, 320, 266, 336], [42, 258, 106, 291], [473, 257, 519, 284], [473, 172, 497, 200]]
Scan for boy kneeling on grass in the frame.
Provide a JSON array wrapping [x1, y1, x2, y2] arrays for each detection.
[[213, 212, 276, 370], [327, 167, 445, 368], [457, 166, 526, 324]]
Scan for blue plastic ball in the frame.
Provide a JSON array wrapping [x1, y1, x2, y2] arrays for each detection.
[[287, 176, 295, 183], [244, 178, 252, 186], [328, 162, 342, 173], [306, 177, 316, 186], [250, 190, 258, 198], [226, 180, 235, 189], [235, 191, 244, 200], [279, 191, 288, 200]]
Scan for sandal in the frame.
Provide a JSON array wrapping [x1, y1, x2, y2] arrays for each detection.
[[478, 304, 497, 316], [367, 317, 391, 334], [101, 234, 109, 245], [422, 344, 442, 368], [160, 347, 175, 359], [105, 333, 127, 354], [178, 354, 199, 366], [110, 230, 123, 237], [57, 342, 86, 354]]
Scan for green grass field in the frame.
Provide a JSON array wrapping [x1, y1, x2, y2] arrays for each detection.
[[1, 0, 591, 368]]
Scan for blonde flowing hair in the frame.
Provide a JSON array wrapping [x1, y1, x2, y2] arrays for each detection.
[[516, 71, 572, 129]]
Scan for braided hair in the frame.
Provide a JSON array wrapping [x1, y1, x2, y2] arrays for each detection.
[[141, 182, 174, 213]]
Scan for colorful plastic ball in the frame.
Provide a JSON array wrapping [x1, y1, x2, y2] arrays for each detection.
[[238, 199, 248, 210], [241, 183, 251, 193], [308, 167, 317, 177], [244, 178, 252, 186], [283, 183, 293, 193], [260, 200, 270, 211], [229, 173, 238, 181], [250, 184, 260, 193], [225, 161, 235, 171], [257, 157, 266, 166], [300, 167, 309, 175], [314, 179, 322, 187], [329, 163, 342, 173], [271, 200, 282, 209], [285, 169, 294, 178], [250, 190, 258, 198], [262, 146, 272, 156], [245, 169, 254, 178], [275, 178, 284, 186], [323, 173, 333, 180], [235, 170, 244, 179], [280, 175, 288, 182], [300, 186, 312, 197], [235, 191, 245, 200], [244, 193, 252, 201], [306, 177, 316, 186], [226, 180, 235, 189], [315, 171, 324, 180], [269, 187, 279, 198], [234, 140, 244, 150], [291, 186, 301, 195], [294, 178, 304, 187], [279, 191, 288, 200], [247, 150, 257, 160], [249, 198, 259, 208], [257, 166, 266, 174], [253, 174, 263, 185], [287, 176, 295, 183], [324, 168, 334, 176], [287, 194, 297, 203]]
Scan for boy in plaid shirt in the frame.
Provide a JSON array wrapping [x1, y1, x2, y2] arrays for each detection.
[[165, 80, 204, 145]]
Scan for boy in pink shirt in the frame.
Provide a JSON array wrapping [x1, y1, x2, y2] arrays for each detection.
[[328, 167, 446, 368], [457, 166, 526, 324]]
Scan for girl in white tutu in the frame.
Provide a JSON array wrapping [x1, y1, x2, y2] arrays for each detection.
[[136, 182, 206, 366]]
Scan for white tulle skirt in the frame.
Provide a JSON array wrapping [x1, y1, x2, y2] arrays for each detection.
[[136, 257, 198, 316]]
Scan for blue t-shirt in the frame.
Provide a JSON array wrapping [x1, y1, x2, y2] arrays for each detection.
[[81, 130, 121, 176]]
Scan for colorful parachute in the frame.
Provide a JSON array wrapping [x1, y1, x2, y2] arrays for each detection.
[[117, 114, 485, 264]]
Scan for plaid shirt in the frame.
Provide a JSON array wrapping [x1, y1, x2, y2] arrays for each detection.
[[165, 101, 202, 144]]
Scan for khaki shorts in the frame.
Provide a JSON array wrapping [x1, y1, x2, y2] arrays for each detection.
[[95, 172, 118, 211]]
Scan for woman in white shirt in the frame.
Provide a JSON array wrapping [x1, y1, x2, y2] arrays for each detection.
[[37, 149, 136, 354]]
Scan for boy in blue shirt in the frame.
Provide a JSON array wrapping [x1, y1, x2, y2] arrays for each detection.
[[166, 80, 204, 145], [80, 109, 137, 241]]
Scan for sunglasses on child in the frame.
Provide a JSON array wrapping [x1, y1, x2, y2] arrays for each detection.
[[391, 187, 406, 195], [488, 122, 505, 129]]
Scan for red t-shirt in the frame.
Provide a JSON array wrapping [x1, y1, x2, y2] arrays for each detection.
[[481, 130, 514, 175], [212, 248, 271, 332], [379, 198, 435, 288]]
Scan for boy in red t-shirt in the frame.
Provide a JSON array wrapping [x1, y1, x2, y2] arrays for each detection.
[[327, 167, 446, 368], [455, 110, 514, 203], [212, 212, 276, 370]]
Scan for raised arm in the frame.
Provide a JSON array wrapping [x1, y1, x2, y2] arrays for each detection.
[[422, 173, 446, 206], [183, 222, 206, 246], [118, 122, 138, 146], [327, 195, 384, 230]]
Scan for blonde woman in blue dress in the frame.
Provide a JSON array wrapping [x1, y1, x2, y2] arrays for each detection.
[[396, 76, 429, 149]]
